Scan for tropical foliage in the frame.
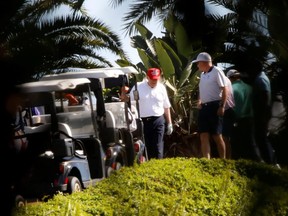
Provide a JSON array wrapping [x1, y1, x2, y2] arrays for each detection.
[[208, 0, 288, 94], [0, 0, 126, 83], [113, 0, 287, 98]]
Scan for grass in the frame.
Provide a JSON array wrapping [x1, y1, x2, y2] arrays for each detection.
[[13, 157, 288, 216]]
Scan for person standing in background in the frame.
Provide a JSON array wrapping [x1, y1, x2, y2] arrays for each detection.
[[128, 68, 173, 159], [227, 69, 263, 162], [193, 52, 227, 159], [222, 75, 235, 159], [3, 88, 21, 215], [1, 59, 31, 215], [252, 70, 279, 166]]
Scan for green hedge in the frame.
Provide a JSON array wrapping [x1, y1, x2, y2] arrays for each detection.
[[13, 158, 288, 216]]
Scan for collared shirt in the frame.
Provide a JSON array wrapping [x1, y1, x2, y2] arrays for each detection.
[[199, 66, 226, 103], [130, 79, 171, 118], [232, 79, 254, 119], [254, 71, 272, 107], [225, 76, 235, 110]]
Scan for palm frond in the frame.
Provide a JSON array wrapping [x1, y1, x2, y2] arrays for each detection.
[[121, 0, 174, 36]]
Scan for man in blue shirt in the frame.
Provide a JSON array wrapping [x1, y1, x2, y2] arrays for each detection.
[[227, 69, 262, 161], [253, 71, 278, 165]]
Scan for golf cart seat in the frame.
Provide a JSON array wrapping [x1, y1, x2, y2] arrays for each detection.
[[25, 123, 72, 139], [105, 110, 116, 128], [100, 110, 118, 145]]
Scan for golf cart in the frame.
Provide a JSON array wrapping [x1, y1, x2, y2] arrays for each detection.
[[14, 77, 107, 203], [41, 66, 147, 176]]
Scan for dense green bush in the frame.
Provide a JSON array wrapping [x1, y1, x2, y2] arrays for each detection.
[[13, 158, 288, 216]]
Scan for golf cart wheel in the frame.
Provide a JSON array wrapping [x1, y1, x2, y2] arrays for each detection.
[[15, 195, 25, 208], [67, 176, 82, 193], [106, 166, 114, 177], [121, 129, 135, 166], [115, 161, 122, 170]]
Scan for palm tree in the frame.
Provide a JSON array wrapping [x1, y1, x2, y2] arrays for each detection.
[[6, 14, 126, 80], [208, 0, 288, 82], [112, 0, 286, 91], [208, 0, 288, 110], [1, 0, 127, 83]]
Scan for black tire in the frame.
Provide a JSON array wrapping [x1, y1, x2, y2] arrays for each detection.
[[67, 176, 82, 194], [122, 129, 135, 166], [106, 166, 114, 177], [15, 195, 25, 208]]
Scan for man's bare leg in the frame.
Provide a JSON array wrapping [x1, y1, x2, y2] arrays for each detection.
[[200, 132, 211, 159], [212, 134, 226, 159], [223, 136, 231, 159]]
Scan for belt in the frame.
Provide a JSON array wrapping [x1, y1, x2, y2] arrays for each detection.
[[201, 100, 220, 106], [141, 116, 160, 121]]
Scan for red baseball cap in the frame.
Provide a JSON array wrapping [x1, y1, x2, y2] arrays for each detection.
[[147, 68, 161, 80]]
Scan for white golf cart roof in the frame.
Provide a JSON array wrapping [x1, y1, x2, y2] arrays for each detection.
[[41, 66, 139, 81], [17, 78, 91, 93]]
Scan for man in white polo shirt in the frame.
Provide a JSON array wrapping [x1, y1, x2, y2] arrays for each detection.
[[129, 68, 173, 159], [193, 52, 227, 159]]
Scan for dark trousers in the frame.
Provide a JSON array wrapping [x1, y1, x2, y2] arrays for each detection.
[[223, 108, 235, 137], [231, 117, 263, 162], [198, 100, 223, 134], [254, 117, 276, 164], [142, 115, 165, 159]]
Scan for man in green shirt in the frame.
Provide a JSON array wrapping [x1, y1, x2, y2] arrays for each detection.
[[227, 69, 262, 161]]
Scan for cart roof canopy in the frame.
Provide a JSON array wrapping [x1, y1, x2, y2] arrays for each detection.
[[41, 66, 139, 81], [17, 78, 91, 93]]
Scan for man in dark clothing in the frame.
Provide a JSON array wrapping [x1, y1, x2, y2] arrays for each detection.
[[253, 71, 279, 166], [227, 69, 262, 162]]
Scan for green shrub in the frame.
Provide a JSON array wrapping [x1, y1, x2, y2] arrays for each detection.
[[13, 158, 288, 216]]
